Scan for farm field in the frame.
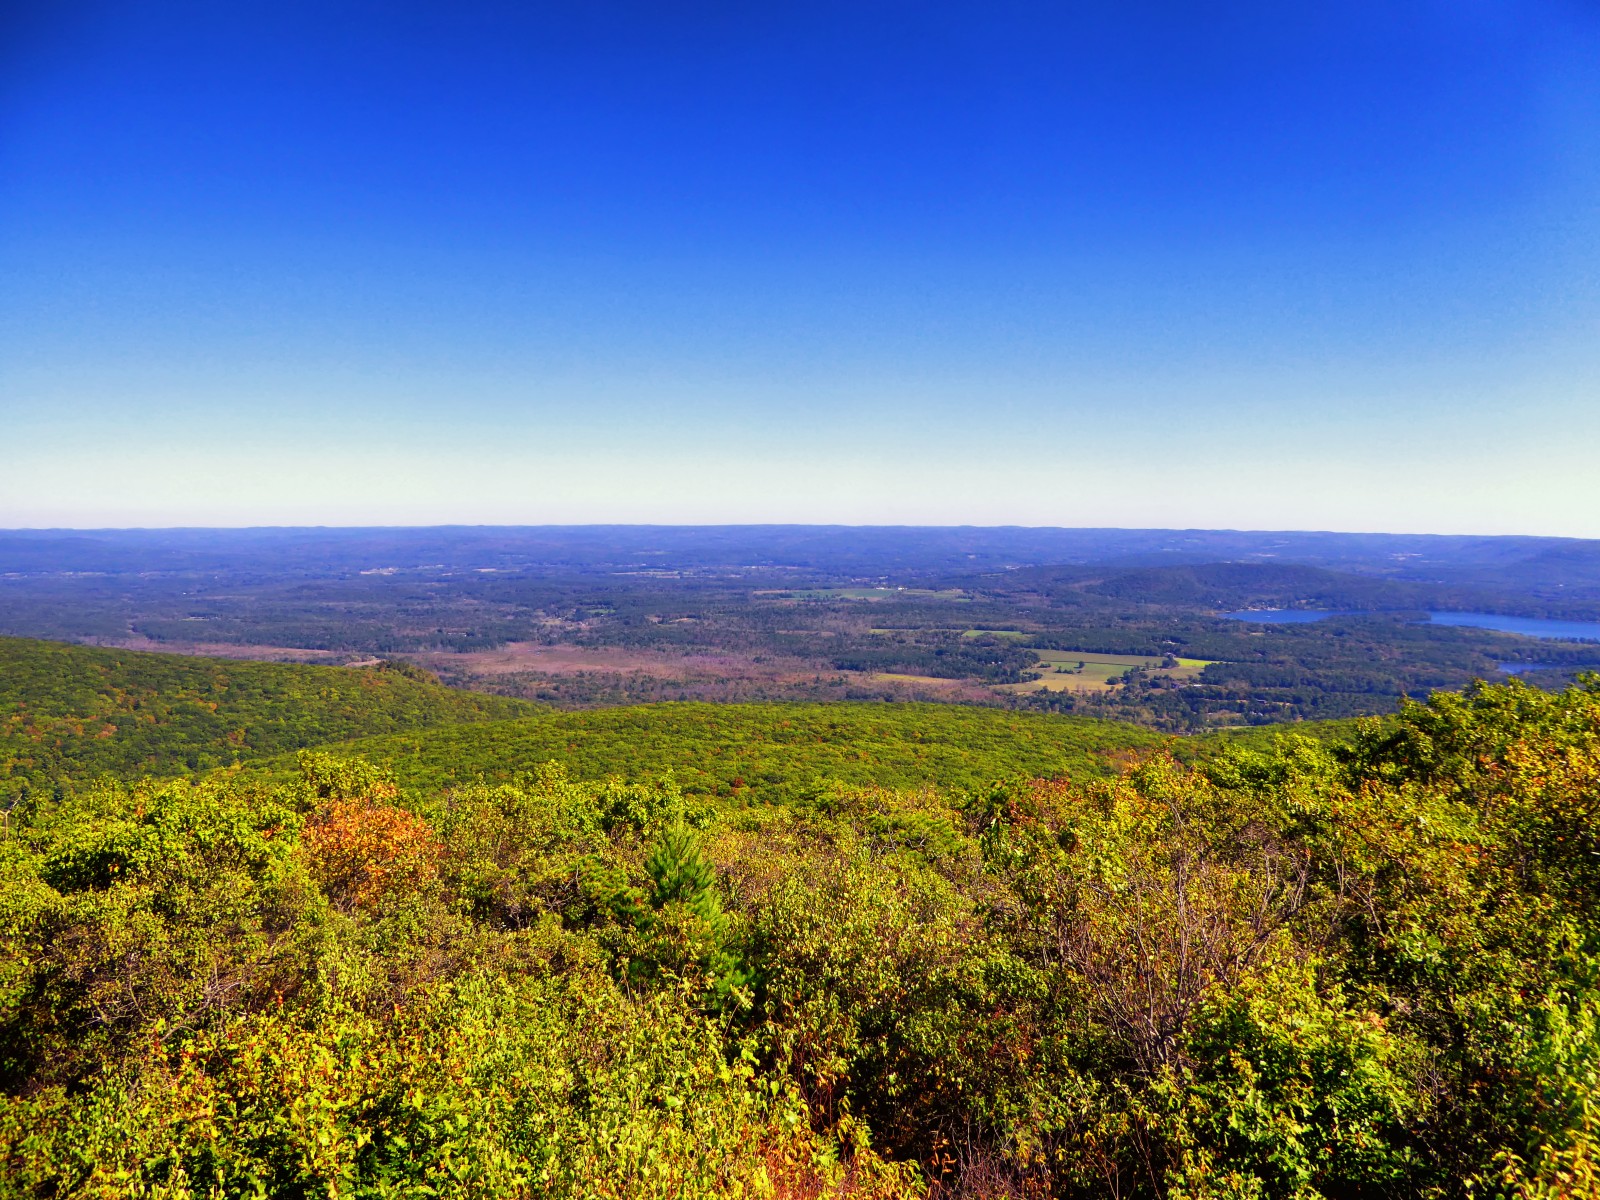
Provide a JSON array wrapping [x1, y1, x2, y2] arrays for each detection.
[[1000, 649, 1214, 694], [867, 628, 1031, 640], [770, 587, 971, 602]]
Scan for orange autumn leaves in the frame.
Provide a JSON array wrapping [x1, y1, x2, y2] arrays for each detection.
[[294, 749, 443, 911], [302, 795, 441, 911]]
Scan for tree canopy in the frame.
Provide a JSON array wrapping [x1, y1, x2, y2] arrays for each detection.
[[2, 676, 1597, 1197]]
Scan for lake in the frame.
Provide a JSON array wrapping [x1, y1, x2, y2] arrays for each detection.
[[1221, 609, 1600, 641], [1428, 612, 1600, 641], [1221, 610, 1342, 624]]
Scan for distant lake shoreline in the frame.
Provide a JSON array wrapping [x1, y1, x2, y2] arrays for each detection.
[[1221, 609, 1600, 641], [1424, 612, 1600, 641]]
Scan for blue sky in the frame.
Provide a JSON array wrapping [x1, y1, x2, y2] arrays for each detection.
[[3, 1, 1598, 533]]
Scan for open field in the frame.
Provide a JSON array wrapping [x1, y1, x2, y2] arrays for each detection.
[[763, 587, 971, 602], [406, 642, 1009, 707], [865, 672, 999, 701], [409, 642, 811, 680], [867, 627, 1029, 638], [1000, 649, 1214, 694]]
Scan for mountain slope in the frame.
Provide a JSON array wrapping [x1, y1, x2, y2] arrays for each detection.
[[299, 700, 1171, 799], [0, 637, 535, 800]]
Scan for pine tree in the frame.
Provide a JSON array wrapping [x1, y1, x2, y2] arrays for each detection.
[[638, 822, 749, 1004], [645, 823, 722, 928]]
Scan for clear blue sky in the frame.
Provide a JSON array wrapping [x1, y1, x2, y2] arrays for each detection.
[[3, 1, 1598, 533]]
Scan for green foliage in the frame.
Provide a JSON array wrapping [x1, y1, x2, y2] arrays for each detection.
[[598, 822, 752, 1005], [0, 637, 534, 805], [2, 678, 1599, 1197], [293, 700, 1171, 800], [1, 967, 834, 1199]]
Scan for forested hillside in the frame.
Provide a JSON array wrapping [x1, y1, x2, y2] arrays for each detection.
[[0, 638, 533, 802], [300, 701, 1171, 800], [2, 676, 1597, 1197]]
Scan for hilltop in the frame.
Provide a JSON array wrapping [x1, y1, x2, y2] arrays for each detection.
[[0, 637, 535, 803]]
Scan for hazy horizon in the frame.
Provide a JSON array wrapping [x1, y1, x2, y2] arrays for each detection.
[[4, 521, 1597, 546]]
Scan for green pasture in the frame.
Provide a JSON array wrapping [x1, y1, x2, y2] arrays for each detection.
[[1000, 649, 1214, 694], [777, 587, 971, 602]]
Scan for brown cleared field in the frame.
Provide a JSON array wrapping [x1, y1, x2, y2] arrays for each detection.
[[869, 672, 967, 690], [867, 673, 1010, 702], [414, 644, 1006, 705], [413, 643, 820, 682], [83, 638, 1202, 708]]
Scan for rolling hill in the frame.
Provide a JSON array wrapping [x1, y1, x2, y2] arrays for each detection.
[[287, 700, 1174, 800], [0, 637, 535, 802]]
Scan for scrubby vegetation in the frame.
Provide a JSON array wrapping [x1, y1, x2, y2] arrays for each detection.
[[3, 675, 1598, 1197], [0, 638, 534, 804]]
